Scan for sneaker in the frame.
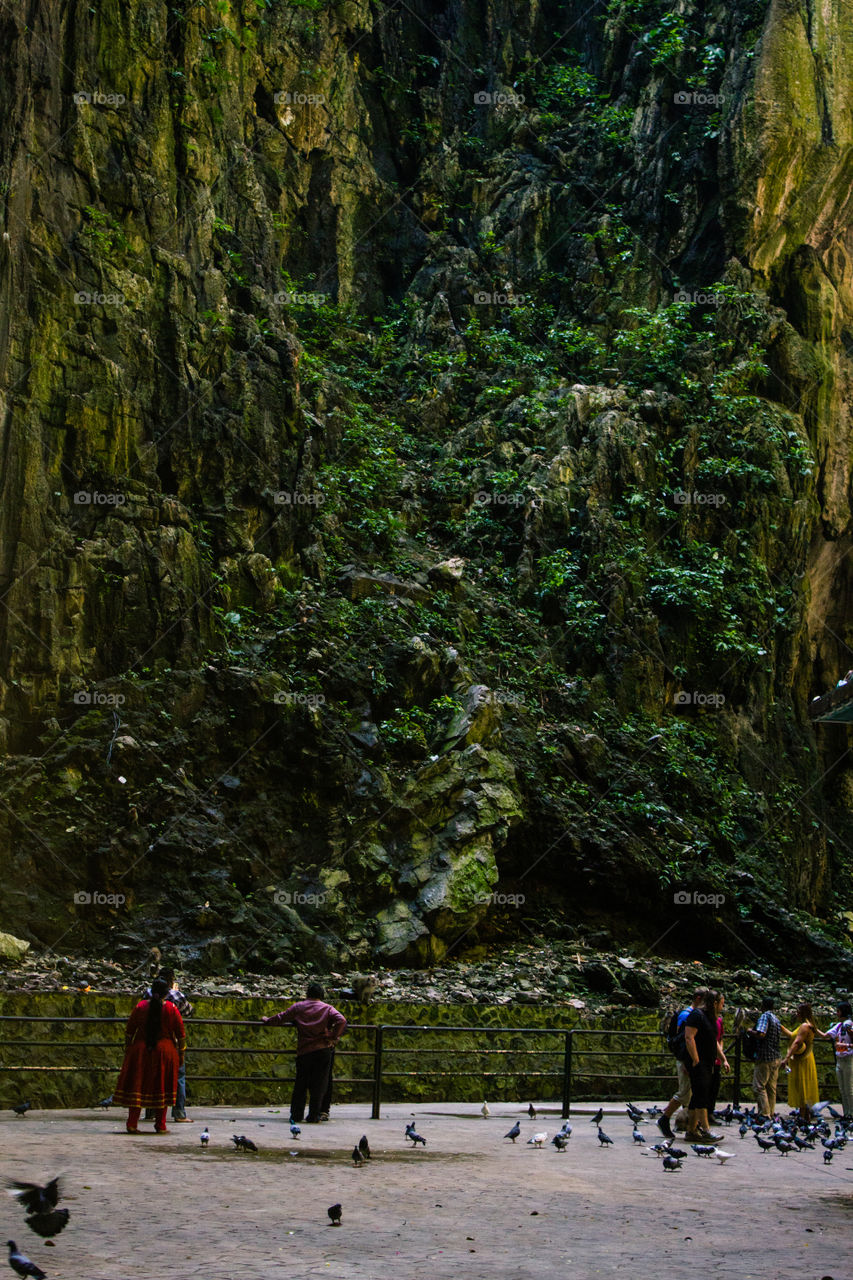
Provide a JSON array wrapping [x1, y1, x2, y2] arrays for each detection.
[[173, 1117, 194, 1123], [318, 1113, 330, 1122], [657, 1115, 674, 1140], [698, 1129, 724, 1143]]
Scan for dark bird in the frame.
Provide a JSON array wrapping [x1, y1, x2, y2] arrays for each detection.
[[738, 1123, 749, 1139], [597, 1127, 613, 1147], [351, 1146, 365, 1166], [6, 1242, 46, 1279], [666, 1146, 688, 1160], [11, 1103, 31, 1119], [755, 1136, 775, 1153], [93, 1096, 112, 1110], [774, 1139, 793, 1156], [200, 1128, 209, 1147], [527, 1104, 536, 1120], [691, 1145, 716, 1158], [405, 1124, 426, 1147], [7, 1182, 62, 1220], [231, 1135, 257, 1152], [559, 1121, 572, 1138], [645, 1105, 662, 1117], [358, 1135, 371, 1160], [551, 1134, 568, 1151], [590, 1108, 604, 1126], [290, 1122, 301, 1140], [21, 1214, 68, 1242], [626, 1104, 643, 1123], [720, 1104, 733, 1125], [823, 1149, 833, 1164], [327, 1204, 342, 1226], [662, 1155, 682, 1171], [632, 1127, 645, 1144], [504, 1121, 521, 1143]]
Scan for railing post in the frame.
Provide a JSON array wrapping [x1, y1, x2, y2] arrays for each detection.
[[732, 1031, 741, 1108], [561, 1030, 573, 1118], [371, 1025, 384, 1120]]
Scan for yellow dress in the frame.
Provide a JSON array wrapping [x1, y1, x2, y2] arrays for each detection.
[[787, 1026, 819, 1109]]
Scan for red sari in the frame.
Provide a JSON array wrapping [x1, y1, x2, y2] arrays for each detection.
[[114, 999, 186, 1108]]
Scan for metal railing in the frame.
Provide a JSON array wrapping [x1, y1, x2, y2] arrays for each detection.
[[0, 1016, 843, 1115]]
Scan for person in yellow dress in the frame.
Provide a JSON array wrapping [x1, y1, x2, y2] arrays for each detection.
[[781, 1002, 820, 1120]]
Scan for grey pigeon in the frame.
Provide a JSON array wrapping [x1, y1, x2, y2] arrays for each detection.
[[662, 1155, 682, 1171], [6, 1242, 45, 1279], [200, 1128, 209, 1147], [504, 1122, 521, 1143], [94, 1096, 112, 1110], [597, 1127, 613, 1147], [590, 1108, 603, 1126], [551, 1134, 568, 1151], [632, 1127, 644, 1144], [327, 1204, 342, 1226], [290, 1122, 301, 1139], [351, 1146, 365, 1166], [7, 1182, 61, 1219], [358, 1135, 370, 1160], [691, 1144, 716, 1158], [11, 1104, 31, 1119], [405, 1124, 426, 1147], [231, 1135, 257, 1152], [527, 1103, 536, 1120]]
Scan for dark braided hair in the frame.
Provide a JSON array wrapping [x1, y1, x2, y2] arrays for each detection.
[[145, 978, 169, 1050]]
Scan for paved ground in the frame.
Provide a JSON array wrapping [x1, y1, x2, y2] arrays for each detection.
[[1, 1102, 850, 1280]]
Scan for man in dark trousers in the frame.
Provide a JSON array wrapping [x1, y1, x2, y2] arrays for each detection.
[[260, 981, 347, 1123]]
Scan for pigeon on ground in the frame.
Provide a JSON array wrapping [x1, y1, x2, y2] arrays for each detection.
[[504, 1121, 521, 1143], [290, 1123, 301, 1139], [774, 1139, 793, 1156], [691, 1145, 716, 1158], [715, 1150, 735, 1164], [405, 1124, 426, 1147], [6, 1242, 45, 1279], [358, 1136, 370, 1160], [666, 1146, 688, 1159], [93, 1096, 112, 1110], [823, 1149, 833, 1164], [590, 1108, 604, 1126], [559, 1121, 572, 1137], [231, 1135, 257, 1152], [527, 1104, 536, 1120], [327, 1204, 342, 1226], [481, 1102, 490, 1119], [351, 1146, 365, 1166], [632, 1127, 644, 1144], [527, 1132, 547, 1148], [597, 1128, 613, 1147], [755, 1136, 775, 1153], [626, 1104, 643, 1123], [11, 1104, 31, 1119], [551, 1134, 568, 1151], [645, 1105, 663, 1117], [662, 1155, 682, 1171], [738, 1123, 749, 1139], [200, 1128, 209, 1147]]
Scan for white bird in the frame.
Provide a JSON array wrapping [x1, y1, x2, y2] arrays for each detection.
[[527, 1132, 547, 1148], [200, 1127, 209, 1147], [481, 1101, 490, 1119], [715, 1150, 735, 1164]]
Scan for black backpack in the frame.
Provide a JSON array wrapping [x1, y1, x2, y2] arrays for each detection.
[[741, 1018, 766, 1062], [664, 1009, 690, 1064]]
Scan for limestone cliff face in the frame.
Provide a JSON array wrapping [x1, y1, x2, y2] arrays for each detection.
[[0, 0, 851, 976]]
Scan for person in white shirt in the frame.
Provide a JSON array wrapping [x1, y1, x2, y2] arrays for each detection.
[[819, 1000, 853, 1120]]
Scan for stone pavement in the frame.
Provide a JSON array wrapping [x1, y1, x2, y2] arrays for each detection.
[[1, 1103, 850, 1280]]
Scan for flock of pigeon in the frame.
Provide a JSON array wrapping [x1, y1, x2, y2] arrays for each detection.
[[5, 1095, 848, 1275]]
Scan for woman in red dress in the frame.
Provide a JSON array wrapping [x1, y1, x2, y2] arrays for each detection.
[[113, 978, 186, 1132]]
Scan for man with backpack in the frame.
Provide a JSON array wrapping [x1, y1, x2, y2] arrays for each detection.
[[750, 996, 782, 1119], [657, 996, 697, 1140], [822, 999, 853, 1120]]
